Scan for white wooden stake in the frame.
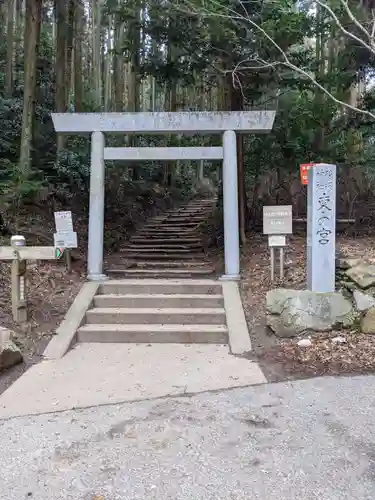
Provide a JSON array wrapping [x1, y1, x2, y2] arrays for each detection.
[[280, 247, 284, 280], [11, 235, 27, 323], [270, 247, 275, 282]]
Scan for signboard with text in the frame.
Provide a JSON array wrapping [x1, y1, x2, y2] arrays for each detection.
[[54, 211, 78, 249], [263, 205, 293, 235]]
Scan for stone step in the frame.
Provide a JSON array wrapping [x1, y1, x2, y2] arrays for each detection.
[[120, 252, 204, 260], [148, 220, 201, 225], [139, 226, 198, 231], [129, 238, 202, 244], [125, 243, 203, 250], [167, 210, 212, 216], [77, 324, 228, 344], [106, 268, 214, 278], [98, 279, 222, 296], [127, 260, 209, 267], [94, 293, 224, 308], [164, 216, 207, 222], [136, 231, 198, 237], [86, 307, 226, 325]]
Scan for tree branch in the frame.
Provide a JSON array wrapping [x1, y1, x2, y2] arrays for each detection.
[[339, 0, 372, 42], [175, 0, 375, 121], [314, 0, 375, 55]]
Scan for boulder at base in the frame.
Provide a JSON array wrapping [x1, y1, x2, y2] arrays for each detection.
[[353, 290, 375, 312], [361, 307, 375, 334], [345, 264, 375, 289], [266, 289, 355, 338], [0, 327, 23, 371]]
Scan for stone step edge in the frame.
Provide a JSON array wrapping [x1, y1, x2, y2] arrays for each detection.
[[124, 261, 209, 267], [96, 293, 223, 300], [100, 279, 220, 284], [87, 307, 226, 315], [78, 324, 228, 332], [107, 269, 213, 274]]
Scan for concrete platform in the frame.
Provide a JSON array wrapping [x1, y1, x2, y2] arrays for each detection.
[[0, 344, 266, 418]]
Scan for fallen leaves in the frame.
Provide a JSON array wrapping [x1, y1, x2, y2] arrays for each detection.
[[240, 233, 375, 380]]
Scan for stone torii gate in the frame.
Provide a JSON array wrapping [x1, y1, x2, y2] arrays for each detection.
[[51, 111, 276, 281]]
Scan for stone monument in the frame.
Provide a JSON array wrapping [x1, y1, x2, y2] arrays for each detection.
[[307, 163, 336, 293]]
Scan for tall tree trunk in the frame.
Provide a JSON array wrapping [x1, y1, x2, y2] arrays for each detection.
[[313, 3, 325, 155], [55, 0, 68, 151], [104, 16, 113, 111], [92, 0, 102, 109], [127, 2, 141, 179], [127, 14, 140, 113], [114, 5, 124, 112], [65, 0, 75, 107], [18, 0, 42, 188], [73, 0, 83, 111], [163, 37, 177, 186], [5, 0, 15, 97], [15, 0, 24, 83]]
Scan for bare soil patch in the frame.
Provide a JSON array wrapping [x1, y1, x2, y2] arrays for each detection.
[[0, 259, 84, 395], [240, 233, 375, 381]]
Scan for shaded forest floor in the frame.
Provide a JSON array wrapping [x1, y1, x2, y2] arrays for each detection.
[[240, 233, 375, 382]]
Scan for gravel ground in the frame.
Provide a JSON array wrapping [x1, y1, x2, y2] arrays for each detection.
[[1, 375, 375, 499]]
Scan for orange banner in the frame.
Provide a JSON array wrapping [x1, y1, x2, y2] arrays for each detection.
[[300, 163, 315, 185]]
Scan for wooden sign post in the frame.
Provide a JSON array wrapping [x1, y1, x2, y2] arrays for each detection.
[[0, 236, 65, 323], [263, 206, 293, 282]]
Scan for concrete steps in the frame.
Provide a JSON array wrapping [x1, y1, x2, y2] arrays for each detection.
[[107, 268, 213, 278], [99, 279, 221, 295], [77, 324, 228, 344], [76, 279, 228, 344], [86, 307, 226, 325], [94, 293, 224, 308]]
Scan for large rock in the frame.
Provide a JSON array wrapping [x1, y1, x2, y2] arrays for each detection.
[[266, 289, 355, 338], [353, 290, 375, 312], [346, 264, 375, 289], [0, 327, 23, 371], [361, 307, 375, 334], [336, 257, 364, 271]]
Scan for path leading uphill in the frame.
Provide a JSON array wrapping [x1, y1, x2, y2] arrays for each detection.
[[106, 198, 217, 278]]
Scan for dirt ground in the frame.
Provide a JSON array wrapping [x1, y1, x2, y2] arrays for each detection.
[[240, 233, 375, 381], [0, 257, 85, 395]]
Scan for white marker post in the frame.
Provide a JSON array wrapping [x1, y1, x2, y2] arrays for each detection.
[[0, 239, 65, 323], [10, 235, 27, 322], [307, 164, 336, 292], [263, 206, 292, 282]]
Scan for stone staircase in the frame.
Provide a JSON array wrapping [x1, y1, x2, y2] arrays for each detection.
[[106, 198, 217, 278], [77, 279, 228, 344]]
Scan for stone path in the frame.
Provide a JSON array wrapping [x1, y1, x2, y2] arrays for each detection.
[[1, 375, 374, 499], [107, 198, 217, 278]]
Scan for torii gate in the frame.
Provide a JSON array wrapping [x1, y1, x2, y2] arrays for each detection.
[[51, 111, 276, 281]]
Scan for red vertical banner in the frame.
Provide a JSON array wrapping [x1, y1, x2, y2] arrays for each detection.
[[300, 163, 315, 185]]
